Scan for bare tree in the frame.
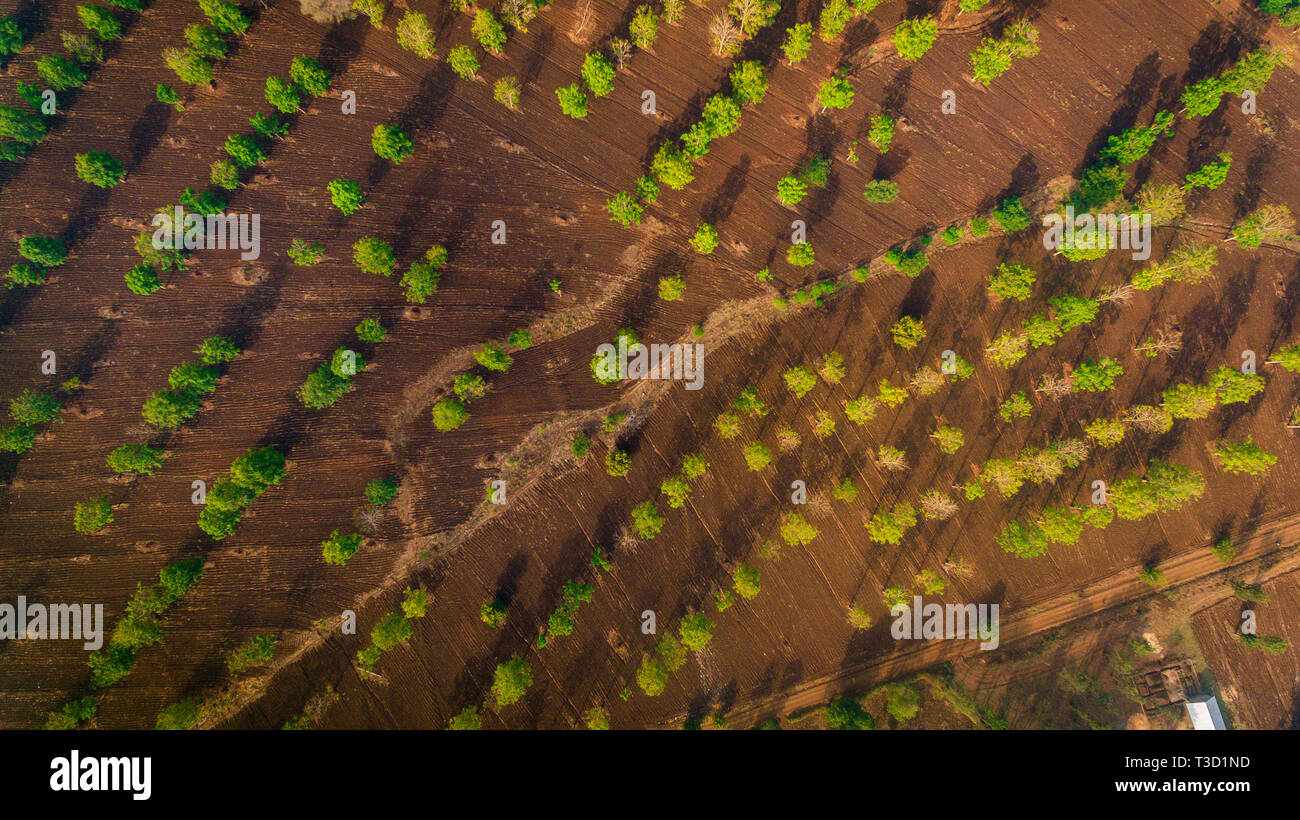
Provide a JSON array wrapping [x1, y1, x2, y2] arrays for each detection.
[[1035, 370, 1075, 400], [1123, 404, 1173, 434], [909, 366, 946, 396], [877, 446, 908, 471], [1135, 319, 1183, 358], [709, 14, 742, 57], [943, 558, 974, 580], [920, 490, 958, 520], [1098, 282, 1136, 306], [570, 0, 594, 43], [608, 37, 633, 70]]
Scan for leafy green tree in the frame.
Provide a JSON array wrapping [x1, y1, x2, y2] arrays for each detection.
[[631, 501, 665, 539], [1212, 437, 1277, 475], [890, 316, 926, 349], [5, 263, 44, 288], [1231, 204, 1294, 249], [1212, 538, 1237, 563], [783, 366, 817, 398], [37, 55, 87, 90], [555, 83, 588, 118], [364, 477, 398, 507], [868, 114, 894, 152], [74, 495, 114, 533], [0, 14, 26, 58], [1, 104, 46, 146], [652, 143, 694, 189], [225, 134, 267, 168], [205, 158, 239, 191], [474, 342, 511, 372], [401, 246, 447, 303], [581, 51, 615, 96], [44, 697, 99, 731], [371, 123, 414, 163], [321, 179, 365, 220], [605, 191, 642, 226], [1183, 151, 1231, 191], [1072, 358, 1122, 392], [493, 76, 521, 109], [285, 238, 323, 266], [1267, 343, 1300, 373], [431, 397, 467, 431], [472, 9, 507, 53], [351, 236, 395, 276], [0, 424, 36, 453], [733, 563, 760, 599], [164, 47, 213, 86], [932, 425, 964, 454], [824, 696, 875, 730], [198, 0, 250, 35], [893, 16, 938, 61], [17, 237, 65, 271], [106, 444, 164, 475], [289, 56, 331, 96], [1180, 76, 1224, 117], [987, 262, 1035, 300], [448, 704, 481, 729], [226, 635, 277, 675], [492, 657, 532, 708], [298, 365, 350, 409], [776, 174, 807, 206], [10, 389, 60, 425], [818, 0, 852, 41], [679, 613, 714, 652], [447, 45, 480, 79], [690, 223, 719, 254], [969, 21, 1040, 84], [1211, 366, 1265, 404], [991, 197, 1031, 232], [1221, 48, 1277, 94], [730, 60, 767, 104], [817, 75, 854, 110], [184, 23, 226, 59], [782, 22, 813, 62], [74, 151, 124, 188], [1161, 382, 1217, 419], [395, 10, 436, 58], [79, 4, 123, 40], [787, 241, 815, 267], [352, 0, 385, 27], [866, 503, 917, 545], [863, 179, 899, 203]]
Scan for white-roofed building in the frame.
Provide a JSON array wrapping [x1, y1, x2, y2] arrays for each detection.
[[1185, 695, 1227, 730]]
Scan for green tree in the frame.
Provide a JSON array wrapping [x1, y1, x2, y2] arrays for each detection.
[[106, 444, 164, 475], [472, 9, 507, 53], [74, 495, 113, 533], [225, 134, 267, 168], [730, 60, 767, 104], [198, 0, 250, 35], [605, 191, 643, 227], [991, 197, 1031, 232], [556, 83, 588, 118], [447, 45, 479, 79], [732, 563, 760, 599], [371, 124, 413, 162], [631, 501, 665, 539], [863, 179, 899, 203], [431, 397, 468, 431], [79, 4, 123, 40], [581, 51, 615, 96], [226, 635, 277, 675], [18, 236, 66, 267], [824, 696, 875, 730], [36, 55, 87, 90], [491, 657, 532, 708], [9, 389, 60, 425], [364, 477, 398, 506], [289, 56, 331, 96], [1072, 358, 1123, 392], [493, 76, 521, 109], [787, 241, 815, 267], [74, 151, 125, 188], [783, 365, 817, 398], [1231, 204, 1294, 249], [1211, 437, 1277, 475], [893, 16, 938, 61], [396, 10, 436, 57], [327, 178, 364, 215], [1183, 151, 1231, 191], [890, 316, 926, 349], [782, 23, 813, 63], [352, 236, 395, 276], [817, 75, 854, 110], [690, 222, 719, 254], [679, 613, 714, 652], [987, 262, 1035, 300]]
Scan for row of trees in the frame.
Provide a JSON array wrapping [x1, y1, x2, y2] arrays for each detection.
[[2, 1, 148, 161], [196, 446, 286, 540], [355, 586, 429, 670]]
